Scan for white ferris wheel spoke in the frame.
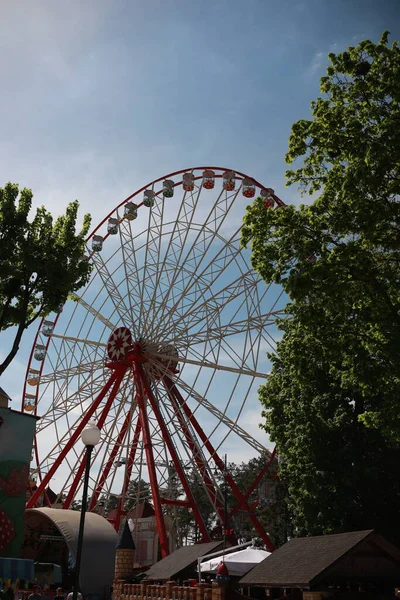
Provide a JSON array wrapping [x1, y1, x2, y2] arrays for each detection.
[[90, 249, 130, 326], [146, 186, 241, 339], [146, 351, 269, 379], [70, 295, 115, 331], [35, 369, 107, 434], [50, 333, 106, 348], [141, 183, 203, 335], [115, 214, 151, 336], [175, 377, 268, 455], [155, 233, 243, 340], [161, 267, 260, 343], [179, 310, 285, 346], [137, 189, 167, 330], [28, 359, 104, 387]]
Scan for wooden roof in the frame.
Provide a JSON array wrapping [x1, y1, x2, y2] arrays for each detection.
[[241, 530, 382, 587], [107, 502, 155, 523], [0, 387, 12, 401], [145, 541, 226, 582]]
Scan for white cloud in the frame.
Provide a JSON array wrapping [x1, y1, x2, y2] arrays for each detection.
[[307, 51, 325, 76]]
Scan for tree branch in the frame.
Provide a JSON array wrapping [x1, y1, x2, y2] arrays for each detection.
[[0, 295, 13, 330], [0, 319, 27, 376]]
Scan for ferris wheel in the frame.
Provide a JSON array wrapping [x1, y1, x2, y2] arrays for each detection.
[[23, 167, 285, 556]]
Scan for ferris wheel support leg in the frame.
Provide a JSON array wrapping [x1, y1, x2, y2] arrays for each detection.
[[166, 377, 275, 552], [27, 437, 52, 506], [135, 363, 211, 543], [162, 377, 226, 525], [229, 447, 277, 520], [88, 408, 133, 511], [27, 366, 127, 509], [133, 365, 170, 558], [62, 450, 87, 509], [63, 381, 128, 509], [114, 414, 142, 532], [63, 367, 129, 509]]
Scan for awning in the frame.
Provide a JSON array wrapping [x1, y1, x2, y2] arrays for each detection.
[[200, 547, 270, 577], [0, 558, 34, 581]]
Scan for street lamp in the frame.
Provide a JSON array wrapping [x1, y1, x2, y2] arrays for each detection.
[[73, 422, 101, 600]]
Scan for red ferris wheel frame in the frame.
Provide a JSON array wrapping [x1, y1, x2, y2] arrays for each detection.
[[23, 166, 284, 556]]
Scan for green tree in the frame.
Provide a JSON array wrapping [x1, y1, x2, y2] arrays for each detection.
[[0, 183, 92, 375], [173, 457, 290, 548], [124, 478, 151, 512], [242, 32, 400, 541], [176, 470, 217, 544], [226, 455, 291, 548]]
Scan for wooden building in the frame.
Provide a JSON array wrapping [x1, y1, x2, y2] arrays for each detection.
[[240, 530, 400, 599], [145, 540, 227, 583]]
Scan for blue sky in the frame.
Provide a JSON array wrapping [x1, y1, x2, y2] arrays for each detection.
[[1, 0, 399, 219], [1, 0, 399, 460]]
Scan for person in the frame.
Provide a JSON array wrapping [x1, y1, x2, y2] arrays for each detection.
[[67, 589, 82, 600], [1, 587, 15, 600], [28, 587, 42, 600], [53, 589, 64, 600]]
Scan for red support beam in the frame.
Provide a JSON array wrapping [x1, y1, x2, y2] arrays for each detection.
[[136, 363, 210, 542], [64, 368, 130, 509], [165, 377, 275, 552], [229, 447, 277, 519], [63, 386, 129, 510], [114, 415, 142, 532], [88, 408, 133, 511], [162, 377, 226, 525], [160, 498, 191, 508], [133, 364, 169, 557], [27, 366, 126, 508], [62, 450, 86, 509]]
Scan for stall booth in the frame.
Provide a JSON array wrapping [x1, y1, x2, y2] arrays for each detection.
[[22, 508, 118, 597], [240, 530, 400, 600], [0, 557, 34, 599]]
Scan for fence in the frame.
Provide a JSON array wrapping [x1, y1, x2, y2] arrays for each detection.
[[113, 579, 228, 600]]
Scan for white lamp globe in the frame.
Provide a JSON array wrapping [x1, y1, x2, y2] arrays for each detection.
[[81, 422, 101, 446]]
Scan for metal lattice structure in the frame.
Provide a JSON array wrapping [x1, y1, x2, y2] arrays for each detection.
[[23, 167, 285, 556]]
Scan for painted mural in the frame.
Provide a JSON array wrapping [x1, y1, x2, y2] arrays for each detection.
[[0, 408, 37, 558]]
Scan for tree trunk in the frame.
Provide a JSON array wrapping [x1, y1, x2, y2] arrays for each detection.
[[0, 322, 26, 377]]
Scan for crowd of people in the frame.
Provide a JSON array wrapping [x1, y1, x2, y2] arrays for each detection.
[[28, 587, 83, 600], [0, 586, 84, 600]]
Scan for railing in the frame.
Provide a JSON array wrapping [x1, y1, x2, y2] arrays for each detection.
[[113, 580, 215, 600]]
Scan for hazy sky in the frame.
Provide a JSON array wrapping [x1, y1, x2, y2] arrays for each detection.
[[1, 0, 399, 466]]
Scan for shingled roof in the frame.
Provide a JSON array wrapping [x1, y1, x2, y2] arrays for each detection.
[[241, 530, 383, 588], [145, 541, 226, 582]]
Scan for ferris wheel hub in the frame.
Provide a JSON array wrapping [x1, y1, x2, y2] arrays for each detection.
[[142, 342, 180, 378], [106, 328, 180, 378], [106, 326, 133, 362]]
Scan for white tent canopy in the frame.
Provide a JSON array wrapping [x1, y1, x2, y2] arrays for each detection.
[[199, 547, 270, 577]]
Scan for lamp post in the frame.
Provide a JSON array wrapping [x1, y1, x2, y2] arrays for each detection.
[[73, 422, 101, 600]]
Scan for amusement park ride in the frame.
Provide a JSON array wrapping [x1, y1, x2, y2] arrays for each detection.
[[22, 167, 286, 557]]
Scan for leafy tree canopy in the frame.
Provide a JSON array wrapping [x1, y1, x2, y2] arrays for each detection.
[[173, 455, 290, 548], [242, 32, 400, 540], [0, 183, 92, 375]]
